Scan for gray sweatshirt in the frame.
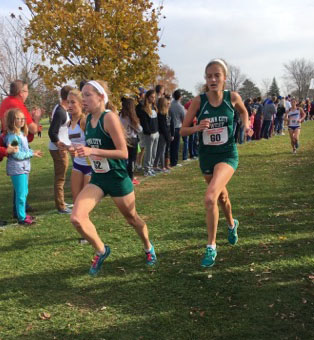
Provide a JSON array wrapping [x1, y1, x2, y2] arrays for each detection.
[[169, 100, 185, 129]]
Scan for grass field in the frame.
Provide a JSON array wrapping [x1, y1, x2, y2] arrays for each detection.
[[0, 119, 314, 340]]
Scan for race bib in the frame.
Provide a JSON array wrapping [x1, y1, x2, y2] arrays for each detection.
[[203, 127, 228, 146], [89, 156, 110, 173], [291, 119, 298, 125]]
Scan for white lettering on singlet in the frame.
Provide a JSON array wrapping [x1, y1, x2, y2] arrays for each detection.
[[86, 138, 102, 147]]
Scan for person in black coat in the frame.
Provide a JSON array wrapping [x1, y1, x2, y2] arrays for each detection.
[[154, 97, 172, 171]]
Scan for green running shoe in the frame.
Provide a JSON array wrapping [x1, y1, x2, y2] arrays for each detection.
[[201, 247, 217, 268], [89, 245, 111, 276], [228, 219, 239, 245], [145, 244, 157, 266]]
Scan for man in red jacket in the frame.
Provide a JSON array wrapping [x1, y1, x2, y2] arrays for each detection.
[[0, 80, 38, 140]]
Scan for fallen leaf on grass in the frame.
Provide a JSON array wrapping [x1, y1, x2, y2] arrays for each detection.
[[39, 312, 51, 320], [268, 304, 274, 308], [302, 298, 307, 304], [278, 236, 287, 240], [117, 266, 126, 273], [65, 302, 74, 307], [25, 323, 33, 332], [100, 306, 107, 311], [199, 311, 205, 317], [207, 274, 212, 279], [257, 277, 270, 284], [308, 275, 314, 280]]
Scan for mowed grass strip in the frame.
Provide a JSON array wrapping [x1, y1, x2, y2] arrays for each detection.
[[0, 119, 313, 340]]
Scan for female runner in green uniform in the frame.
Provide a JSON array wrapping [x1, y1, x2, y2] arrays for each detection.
[[181, 59, 252, 268], [70, 80, 157, 276]]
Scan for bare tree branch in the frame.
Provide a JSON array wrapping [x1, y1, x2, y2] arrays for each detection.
[[283, 58, 314, 99]]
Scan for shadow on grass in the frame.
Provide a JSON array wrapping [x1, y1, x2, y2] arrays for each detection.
[[1, 240, 314, 340]]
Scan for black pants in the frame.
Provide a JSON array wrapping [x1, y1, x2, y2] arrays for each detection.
[[170, 128, 181, 166]]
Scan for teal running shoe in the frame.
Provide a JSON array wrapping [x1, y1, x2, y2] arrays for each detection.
[[201, 247, 217, 268], [228, 219, 239, 245], [145, 244, 157, 266], [89, 245, 111, 276]]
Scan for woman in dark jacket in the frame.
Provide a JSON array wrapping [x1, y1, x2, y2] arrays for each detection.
[[154, 97, 171, 172], [138, 90, 159, 177]]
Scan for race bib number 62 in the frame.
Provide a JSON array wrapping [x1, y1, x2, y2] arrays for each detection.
[[89, 156, 110, 173]]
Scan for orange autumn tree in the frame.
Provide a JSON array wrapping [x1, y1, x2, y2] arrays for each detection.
[[23, 0, 162, 103], [155, 64, 178, 95]]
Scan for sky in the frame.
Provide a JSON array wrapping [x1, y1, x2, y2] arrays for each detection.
[[157, 0, 314, 94], [1, 0, 314, 95]]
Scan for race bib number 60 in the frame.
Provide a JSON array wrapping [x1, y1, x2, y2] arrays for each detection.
[[89, 156, 110, 173], [203, 127, 228, 146]]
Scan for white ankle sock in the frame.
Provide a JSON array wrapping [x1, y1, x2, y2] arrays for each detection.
[[144, 244, 152, 253], [206, 244, 216, 250], [97, 246, 106, 256]]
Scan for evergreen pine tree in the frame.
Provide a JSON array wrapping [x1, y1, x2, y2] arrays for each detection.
[[267, 78, 280, 97], [238, 79, 261, 99]]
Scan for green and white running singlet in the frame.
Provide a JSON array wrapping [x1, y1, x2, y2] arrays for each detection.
[[85, 111, 133, 197], [196, 91, 238, 174]]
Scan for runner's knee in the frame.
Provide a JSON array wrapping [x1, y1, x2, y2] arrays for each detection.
[[218, 191, 229, 205], [70, 211, 88, 229], [124, 211, 138, 227], [205, 192, 218, 208]]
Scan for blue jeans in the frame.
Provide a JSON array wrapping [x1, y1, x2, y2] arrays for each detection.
[[275, 117, 283, 133], [261, 120, 272, 139], [188, 133, 198, 157], [11, 174, 28, 221], [239, 126, 245, 144]]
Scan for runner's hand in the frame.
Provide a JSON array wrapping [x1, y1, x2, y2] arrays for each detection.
[[197, 119, 211, 131], [68, 146, 77, 158], [76, 145, 92, 157], [245, 128, 254, 137]]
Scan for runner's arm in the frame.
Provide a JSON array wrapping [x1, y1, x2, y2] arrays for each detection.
[[77, 111, 128, 159], [180, 96, 209, 136], [299, 108, 306, 123]]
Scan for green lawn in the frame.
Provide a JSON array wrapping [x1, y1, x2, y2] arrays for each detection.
[[0, 120, 314, 340]]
